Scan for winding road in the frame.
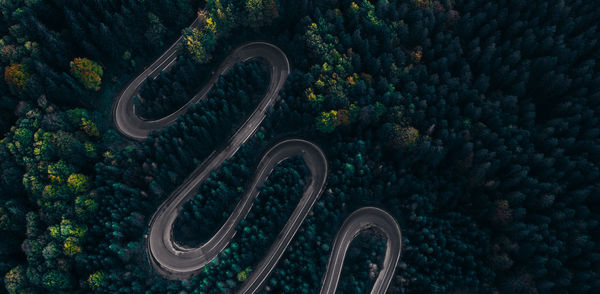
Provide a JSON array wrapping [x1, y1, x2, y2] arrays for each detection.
[[112, 16, 402, 294]]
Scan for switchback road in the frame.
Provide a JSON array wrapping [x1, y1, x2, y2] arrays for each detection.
[[112, 16, 402, 294]]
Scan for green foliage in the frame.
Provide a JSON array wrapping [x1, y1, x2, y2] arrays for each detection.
[[74, 195, 98, 216], [0, 0, 596, 293], [373, 102, 386, 120], [42, 270, 73, 290], [65, 108, 88, 127], [169, 155, 309, 291], [245, 0, 278, 28], [337, 234, 387, 293], [4, 266, 25, 294], [344, 163, 355, 175], [145, 13, 166, 47], [13, 128, 33, 152], [42, 242, 60, 260], [0, 106, 100, 292], [48, 219, 86, 240]]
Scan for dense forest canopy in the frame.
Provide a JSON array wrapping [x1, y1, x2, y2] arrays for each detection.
[[1, 0, 599, 293]]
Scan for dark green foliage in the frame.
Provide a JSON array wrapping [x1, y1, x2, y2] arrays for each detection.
[[262, 0, 599, 292], [83, 60, 271, 292], [172, 148, 255, 247], [0, 0, 202, 133], [83, 0, 600, 291], [143, 59, 268, 186], [135, 58, 267, 119], [337, 234, 386, 294], [174, 155, 311, 292], [2, 0, 600, 293]]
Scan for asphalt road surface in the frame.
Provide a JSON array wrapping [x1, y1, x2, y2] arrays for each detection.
[[112, 16, 402, 294], [320, 207, 402, 294]]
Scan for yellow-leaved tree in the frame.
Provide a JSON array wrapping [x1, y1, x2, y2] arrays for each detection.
[[316, 110, 339, 133], [182, 12, 217, 64]]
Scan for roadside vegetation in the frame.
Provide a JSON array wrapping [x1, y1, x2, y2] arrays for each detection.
[[1, 0, 599, 293]]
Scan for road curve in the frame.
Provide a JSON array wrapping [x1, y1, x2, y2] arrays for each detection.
[[320, 207, 402, 294], [112, 16, 402, 294], [150, 139, 327, 280], [112, 30, 289, 139]]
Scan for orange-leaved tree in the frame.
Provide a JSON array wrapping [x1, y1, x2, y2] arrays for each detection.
[[4, 63, 29, 91], [69, 57, 103, 91]]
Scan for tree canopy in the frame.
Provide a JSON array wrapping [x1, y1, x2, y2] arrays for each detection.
[[1, 0, 599, 293], [69, 58, 103, 91]]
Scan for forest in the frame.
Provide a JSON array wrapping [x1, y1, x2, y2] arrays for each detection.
[[1, 0, 599, 293]]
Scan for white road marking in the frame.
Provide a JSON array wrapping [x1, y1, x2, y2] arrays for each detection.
[[111, 19, 402, 294]]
